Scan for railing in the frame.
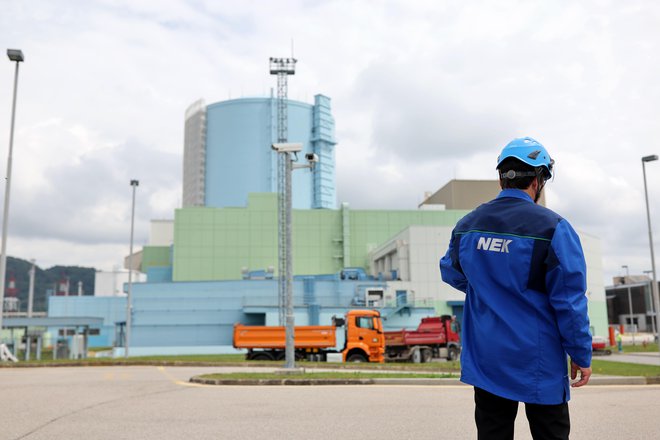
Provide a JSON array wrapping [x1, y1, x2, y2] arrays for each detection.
[[242, 295, 436, 310]]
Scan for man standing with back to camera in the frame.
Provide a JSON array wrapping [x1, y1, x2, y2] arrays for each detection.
[[440, 137, 592, 440]]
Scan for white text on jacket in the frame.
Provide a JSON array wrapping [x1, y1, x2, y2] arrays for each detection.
[[476, 237, 512, 253]]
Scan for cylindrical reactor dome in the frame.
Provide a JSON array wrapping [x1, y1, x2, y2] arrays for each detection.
[[183, 96, 337, 210], [193, 98, 334, 209]]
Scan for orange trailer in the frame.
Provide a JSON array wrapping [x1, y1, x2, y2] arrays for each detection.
[[233, 309, 385, 363]]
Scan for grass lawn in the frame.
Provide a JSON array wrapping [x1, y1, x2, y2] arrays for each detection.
[[591, 359, 660, 377], [7, 350, 462, 371], [5, 351, 659, 378], [620, 343, 660, 353]]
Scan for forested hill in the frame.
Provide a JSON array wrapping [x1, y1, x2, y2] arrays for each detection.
[[5, 257, 96, 313]]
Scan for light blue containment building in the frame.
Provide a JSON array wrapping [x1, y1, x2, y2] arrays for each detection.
[[183, 95, 337, 210]]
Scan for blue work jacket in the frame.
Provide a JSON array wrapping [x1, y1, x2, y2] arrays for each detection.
[[440, 189, 592, 404]]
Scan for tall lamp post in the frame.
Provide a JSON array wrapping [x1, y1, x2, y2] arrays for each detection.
[[621, 265, 635, 345], [125, 179, 139, 358], [643, 269, 656, 335], [0, 49, 24, 349], [27, 259, 35, 318], [271, 143, 315, 369], [641, 154, 660, 356]]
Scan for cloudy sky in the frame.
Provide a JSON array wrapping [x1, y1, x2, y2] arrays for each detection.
[[1, 0, 659, 285]]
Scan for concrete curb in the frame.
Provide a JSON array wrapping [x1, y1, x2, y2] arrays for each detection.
[[189, 375, 655, 386], [1, 362, 656, 386], [190, 377, 376, 386], [588, 376, 648, 385]]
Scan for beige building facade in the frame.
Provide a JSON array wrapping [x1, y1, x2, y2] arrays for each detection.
[[420, 179, 545, 209]]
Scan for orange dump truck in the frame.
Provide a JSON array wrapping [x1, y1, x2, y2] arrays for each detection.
[[233, 309, 385, 363]]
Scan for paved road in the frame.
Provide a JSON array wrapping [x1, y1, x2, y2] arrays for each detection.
[[1, 366, 659, 440], [599, 351, 660, 366]]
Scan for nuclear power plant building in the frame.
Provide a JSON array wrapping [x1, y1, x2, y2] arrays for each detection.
[[44, 94, 609, 356]]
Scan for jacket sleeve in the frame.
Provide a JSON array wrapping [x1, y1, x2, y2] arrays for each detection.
[[440, 230, 468, 293], [545, 219, 593, 367]]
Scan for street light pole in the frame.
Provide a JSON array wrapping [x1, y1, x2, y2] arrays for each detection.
[[27, 259, 35, 318], [641, 154, 660, 356], [271, 143, 314, 370], [284, 153, 294, 368], [622, 265, 636, 345], [643, 269, 656, 335], [125, 179, 139, 358], [0, 49, 24, 349]]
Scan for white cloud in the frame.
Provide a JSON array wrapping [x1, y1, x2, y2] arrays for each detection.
[[0, 0, 658, 285]]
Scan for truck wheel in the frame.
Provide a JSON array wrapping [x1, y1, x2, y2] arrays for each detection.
[[421, 349, 433, 363], [447, 347, 459, 362], [250, 352, 274, 361], [411, 349, 422, 364], [347, 353, 367, 362]]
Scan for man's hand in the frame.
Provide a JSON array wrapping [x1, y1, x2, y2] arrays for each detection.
[[570, 360, 592, 387]]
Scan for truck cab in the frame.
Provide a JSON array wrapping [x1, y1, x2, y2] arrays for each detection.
[[344, 309, 385, 363]]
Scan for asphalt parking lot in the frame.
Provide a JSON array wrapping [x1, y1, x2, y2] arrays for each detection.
[[1, 365, 660, 440]]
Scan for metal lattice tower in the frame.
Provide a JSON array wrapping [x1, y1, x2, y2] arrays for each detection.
[[270, 57, 297, 326]]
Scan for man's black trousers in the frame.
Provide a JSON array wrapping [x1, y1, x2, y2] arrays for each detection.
[[474, 387, 570, 440]]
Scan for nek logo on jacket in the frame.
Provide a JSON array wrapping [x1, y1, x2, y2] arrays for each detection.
[[476, 236, 512, 253]]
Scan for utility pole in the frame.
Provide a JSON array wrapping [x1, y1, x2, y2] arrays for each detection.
[[641, 155, 660, 357], [271, 142, 316, 370], [269, 58, 318, 371], [621, 265, 636, 345], [27, 259, 35, 318], [125, 179, 139, 358], [270, 57, 297, 329], [269, 57, 297, 369], [0, 49, 24, 359], [643, 269, 656, 335]]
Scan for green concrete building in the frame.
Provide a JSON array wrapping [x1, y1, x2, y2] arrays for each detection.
[[143, 193, 468, 281], [138, 192, 609, 338]]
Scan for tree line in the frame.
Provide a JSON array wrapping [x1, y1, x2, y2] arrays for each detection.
[[5, 256, 96, 313]]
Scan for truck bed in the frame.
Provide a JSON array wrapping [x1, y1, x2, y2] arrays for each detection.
[[384, 329, 447, 347], [233, 324, 337, 349]]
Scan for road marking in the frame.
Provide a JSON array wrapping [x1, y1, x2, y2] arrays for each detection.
[[156, 366, 212, 387]]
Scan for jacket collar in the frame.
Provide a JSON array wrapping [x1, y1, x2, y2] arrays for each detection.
[[497, 189, 534, 203]]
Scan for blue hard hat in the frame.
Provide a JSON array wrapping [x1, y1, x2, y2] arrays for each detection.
[[496, 136, 554, 178]]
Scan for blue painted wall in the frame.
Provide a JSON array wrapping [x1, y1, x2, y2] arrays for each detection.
[[48, 296, 126, 347], [204, 97, 336, 210], [48, 277, 434, 355]]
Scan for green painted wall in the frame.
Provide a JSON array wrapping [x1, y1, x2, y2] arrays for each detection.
[[160, 192, 608, 339], [172, 193, 469, 282], [173, 194, 280, 281], [292, 208, 343, 275]]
